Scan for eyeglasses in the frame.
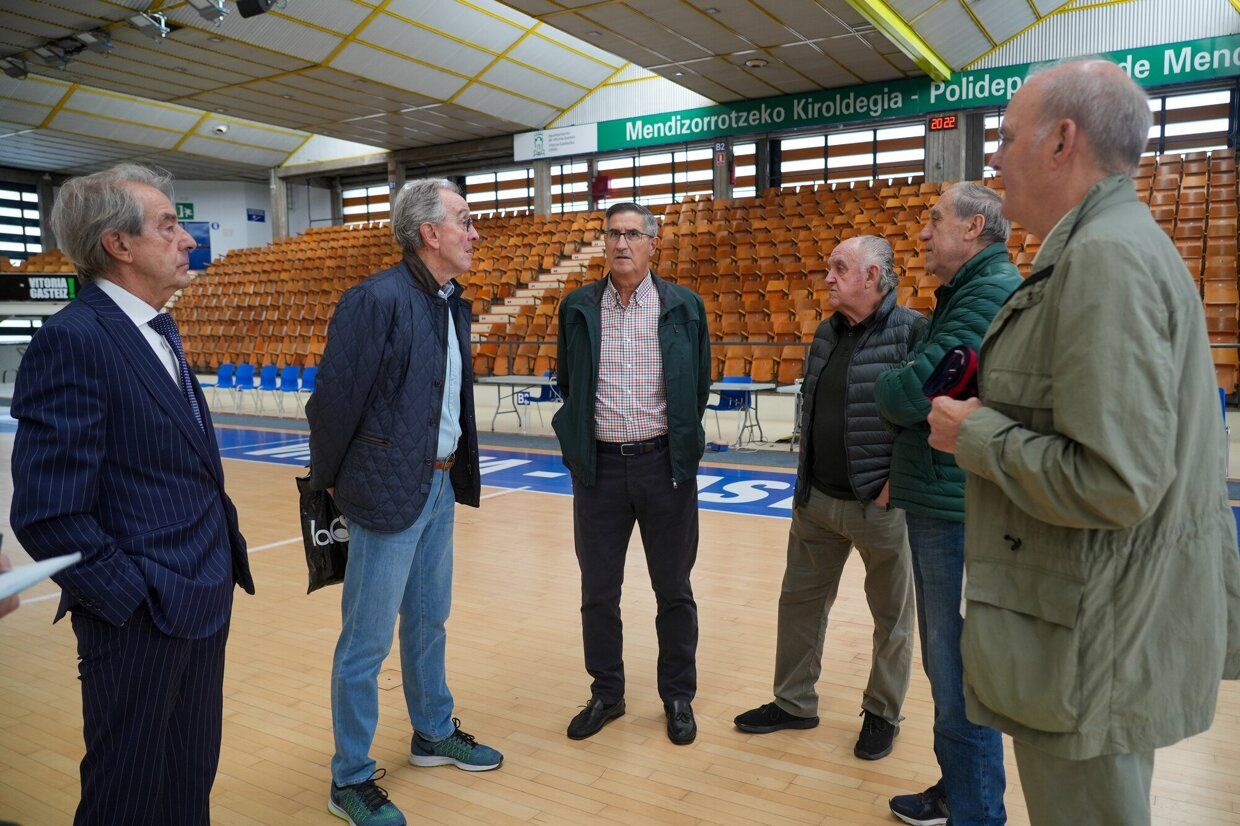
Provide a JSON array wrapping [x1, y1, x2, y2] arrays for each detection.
[[604, 228, 654, 243]]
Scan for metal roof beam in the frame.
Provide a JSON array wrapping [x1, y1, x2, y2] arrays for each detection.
[[838, 0, 954, 81]]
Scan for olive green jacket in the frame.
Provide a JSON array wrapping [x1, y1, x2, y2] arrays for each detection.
[[956, 175, 1240, 759]]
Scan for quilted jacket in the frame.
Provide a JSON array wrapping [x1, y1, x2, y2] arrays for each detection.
[[793, 289, 926, 506], [874, 242, 1022, 521], [307, 259, 480, 532]]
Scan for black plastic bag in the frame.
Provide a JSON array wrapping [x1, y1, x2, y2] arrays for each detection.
[[296, 472, 349, 593]]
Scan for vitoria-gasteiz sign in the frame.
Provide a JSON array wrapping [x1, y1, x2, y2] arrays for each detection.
[[514, 35, 1240, 162]]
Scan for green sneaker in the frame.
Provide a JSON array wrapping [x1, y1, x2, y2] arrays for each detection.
[[409, 717, 503, 772], [327, 769, 406, 826]]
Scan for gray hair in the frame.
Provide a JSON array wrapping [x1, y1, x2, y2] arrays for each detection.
[[945, 181, 1010, 244], [50, 163, 174, 282], [605, 201, 658, 236], [391, 178, 461, 253], [1030, 58, 1152, 175], [854, 235, 898, 294]]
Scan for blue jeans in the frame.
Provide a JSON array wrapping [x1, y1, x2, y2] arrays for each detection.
[[331, 469, 456, 786], [906, 512, 1006, 826]]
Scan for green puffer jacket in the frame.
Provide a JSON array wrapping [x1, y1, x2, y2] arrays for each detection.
[[552, 274, 711, 487], [955, 175, 1240, 760], [874, 243, 1022, 522]]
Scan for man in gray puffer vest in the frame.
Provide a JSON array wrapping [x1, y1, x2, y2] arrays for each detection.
[[735, 235, 926, 762]]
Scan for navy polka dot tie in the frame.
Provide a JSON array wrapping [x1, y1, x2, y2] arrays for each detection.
[[149, 312, 205, 433]]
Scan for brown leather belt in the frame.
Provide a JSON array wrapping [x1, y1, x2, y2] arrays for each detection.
[[433, 455, 455, 471]]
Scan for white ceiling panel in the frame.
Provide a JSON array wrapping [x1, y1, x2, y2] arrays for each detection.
[[506, 36, 616, 87], [916, 2, 991, 67], [385, 0, 525, 53], [179, 135, 289, 167], [479, 59, 585, 108], [0, 74, 70, 106], [357, 15, 494, 75], [329, 43, 468, 99], [0, 100, 50, 126], [269, 2, 372, 35], [162, 7, 342, 63], [532, 26, 626, 66], [67, 88, 201, 131], [452, 85, 556, 127], [199, 120, 304, 152], [890, 0, 941, 17], [966, 0, 1038, 45], [48, 110, 181, 149]]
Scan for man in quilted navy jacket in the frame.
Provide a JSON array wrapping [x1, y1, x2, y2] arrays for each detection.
[[308, 179, 500, 826]]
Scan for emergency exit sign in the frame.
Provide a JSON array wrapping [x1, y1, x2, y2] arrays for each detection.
[[176, 202, 194, 220]]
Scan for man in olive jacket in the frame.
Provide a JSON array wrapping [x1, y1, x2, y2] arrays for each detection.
[[930, 60, 1240, 825], [553, 202, 711, 746], [875, 182, 1021, 826]]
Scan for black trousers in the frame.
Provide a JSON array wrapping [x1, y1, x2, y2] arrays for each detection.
[[71, 604, 230, 826], [572, 443, 699, 705]]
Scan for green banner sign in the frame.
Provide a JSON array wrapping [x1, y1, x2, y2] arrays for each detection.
[[175, 202, 194, 220], [593, 34, 1240, 153]]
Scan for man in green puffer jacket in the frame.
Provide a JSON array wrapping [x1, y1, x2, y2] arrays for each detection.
[[929, 60, 1240, 825], [875, 182, 1021, 826]]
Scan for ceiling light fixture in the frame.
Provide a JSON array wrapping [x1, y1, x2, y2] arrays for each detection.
[[129, 12, 170, 41], [33, 45, 70, 69], [187, 0, 229, 24], [1, 57, 28, 80], [744, 57, 768, 68], [72, 31, 113, 54], [704, 7, 720, 13], [586, 30, 601, 36]]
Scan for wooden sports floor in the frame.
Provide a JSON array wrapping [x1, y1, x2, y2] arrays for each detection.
[[2, 425, 1238, 825]]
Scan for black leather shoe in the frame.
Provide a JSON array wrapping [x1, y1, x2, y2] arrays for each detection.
[[664, 700, 696, 745], [567, 697, 625, 740]]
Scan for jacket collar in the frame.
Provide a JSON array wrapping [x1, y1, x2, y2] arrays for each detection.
[[1031, 175, 1136, 274], [581, 272, 683, 315], [830, 286, 896, 334], [936, 242, 1010, 300], [400, 255, 464, 301], [78, 282, 221, 479]]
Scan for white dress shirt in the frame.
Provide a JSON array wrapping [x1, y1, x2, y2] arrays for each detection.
[[95, 278, 180, 385]]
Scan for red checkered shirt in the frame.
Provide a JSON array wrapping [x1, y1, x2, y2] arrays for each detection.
[[595, 273, 668, 443]]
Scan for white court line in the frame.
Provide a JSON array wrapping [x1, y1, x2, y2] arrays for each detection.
[[248, 537, 303, 553], [217, 435, 309, 453], [21, 591, 61, 605], [481, 485, 530, 500]]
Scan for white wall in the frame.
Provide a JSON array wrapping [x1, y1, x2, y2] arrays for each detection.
[[173, 180, 272, 263], [286, 181, 333, 237]]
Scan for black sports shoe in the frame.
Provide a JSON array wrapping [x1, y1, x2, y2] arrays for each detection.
[[733, 702, 819, 733], [889, 782, 949, 826], [853, 709, 898, 760]]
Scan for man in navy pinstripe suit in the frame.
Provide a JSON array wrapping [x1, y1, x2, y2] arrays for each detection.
[[10, 164, 254, 826]]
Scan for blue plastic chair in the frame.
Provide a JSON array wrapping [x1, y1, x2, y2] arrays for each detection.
[[200, 363, 235, 406], [705, 375, 753, 443], [254, 365, 279, 413], [298, 366, 317, 404], [275, 365, 301, 415], [232, 363, 255, 412], [526, 370, 562, 427]]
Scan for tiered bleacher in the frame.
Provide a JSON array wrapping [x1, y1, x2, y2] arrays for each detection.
[[25, 151, 1233, 401]]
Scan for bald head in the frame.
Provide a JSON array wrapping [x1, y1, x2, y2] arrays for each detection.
[[1024, 59, 1152, 176]]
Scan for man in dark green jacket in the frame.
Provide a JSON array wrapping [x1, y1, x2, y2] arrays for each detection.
[[552, 202, 711, 746], [875, 182, 1021, 826]]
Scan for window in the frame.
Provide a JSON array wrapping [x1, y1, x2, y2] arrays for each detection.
[[341, 183, 391, 223], [550, 161, 589, 214], [465, 168, 534, 215], [0, 183, 42, 260], [779, 123, 925, 188]]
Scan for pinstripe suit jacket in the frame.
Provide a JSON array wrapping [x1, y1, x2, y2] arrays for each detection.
[[11, 282, 254, 639]]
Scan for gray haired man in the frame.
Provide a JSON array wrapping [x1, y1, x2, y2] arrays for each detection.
[[929, 60, 1240, 824], [735, 235, 926, 761], [308, 179, 501, 826]]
